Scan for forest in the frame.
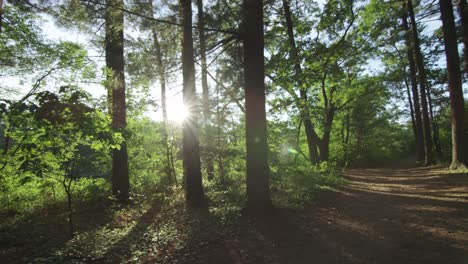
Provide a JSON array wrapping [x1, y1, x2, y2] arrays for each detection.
[[0, 0, 467, 263]]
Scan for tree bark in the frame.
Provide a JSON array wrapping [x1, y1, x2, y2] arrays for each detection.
[[181, 0, 205, 207], [197, 0, 215, 181], [402, 11, 424, 164], [439, 0, 468, 169], [282, 0, 320, 165], [407, 0, 434, 166], [106, 0, 129, 202], [243, 0, 272, 212], [458, 0, 468, 75]]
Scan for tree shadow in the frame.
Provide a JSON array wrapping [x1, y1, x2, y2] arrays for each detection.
[[0, 197, 115, 263]]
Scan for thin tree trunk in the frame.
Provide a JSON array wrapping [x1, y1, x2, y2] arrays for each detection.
[[0, 0, 3, 34], [169, 136, 178, 186], [148, 0, 176, 185], [243, 0, 272, 212], [215, 71, 225, 184], [342, 112, 350, 165], [439, 0, 468, 169], [402, 11, 425, 164], [282, 0, 320, 165], [181, 0, 205, 207], [403, 73, 417, 141], [407, 0, 434, 166], [458, 0, 468, 75], [65, 183, 73, 238], [197, 0, 214, 181], [3, 135, 10, 155], [426, 85, 443, 158], [106, 0, 129, 202]]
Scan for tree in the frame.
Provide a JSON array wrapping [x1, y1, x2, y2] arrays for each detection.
[[147, 0, 177, 185], [406, 0, 434, 165], [458, 0, 468, 74], [243, 0, 272, 212], [439, 0, 467, 169], [181, 0, 205, 207], [401, 10, 424, 164], [197, 0, 215, 180], [282, 0, 320, 165], [105, 0, 129, 202]]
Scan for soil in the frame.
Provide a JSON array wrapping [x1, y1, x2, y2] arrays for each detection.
[[184, 166, 468, 264]]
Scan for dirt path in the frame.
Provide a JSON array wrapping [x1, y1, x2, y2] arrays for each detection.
[[189, 167, 468, 264]]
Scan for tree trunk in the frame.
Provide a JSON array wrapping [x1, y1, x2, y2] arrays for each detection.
[[0, 0, 3, 34], [403, 73, 417, 143], [458, 0, 468, 75], [439, 0, 468, 169], [407, 0, 434, 166], [319, 105, 335, 162], [282, 0, 320, 165], [197, 0, 214, 181], [426, 85, 443, 159], [402, 12, 424, 164], [243, 0, 272, 212], [181, 0, 205, 207], [106, 0, 129, 202], [148, 0, 176, 185], [341, 112, 350, 165], [215, 71, 225, 185]]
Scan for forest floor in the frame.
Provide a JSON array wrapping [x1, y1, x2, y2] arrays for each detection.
[[173, 166, 468, 264], [1, 166, 468, 263]]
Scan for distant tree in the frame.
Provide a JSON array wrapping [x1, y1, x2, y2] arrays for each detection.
[[197, 0, 215, 180], [439, 0, 467, 169], [401, 9, 424, 164], [181, 0, 205, 207], [147, 0, 177, 185], [105, 0, 129, 202], [243, 0, 272, 212], [406, 0, 434, 165]]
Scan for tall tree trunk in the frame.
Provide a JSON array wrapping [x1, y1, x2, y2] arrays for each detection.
[[458, 0, 468, 75], [341, 112, 350, 165], [407, 0, 434, 166], [439, 0, 468, 169], [243, 0, 272, 212], [197, 0, 215, 181], [181, 0, 205, 207], [148, 0, 176, 185], [282, 0, 320, 165], [106, 0, 129, 202], [215, 71, 225, 185], [402, 11, 424, 164], [403, 73, 417, 142]]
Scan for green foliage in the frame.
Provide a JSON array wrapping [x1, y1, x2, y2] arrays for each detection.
[[271, 160, 343, 208], [0, 86, 119, 213]]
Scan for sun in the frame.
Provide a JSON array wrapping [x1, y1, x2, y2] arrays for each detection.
[[168, 103, 190, 124]]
